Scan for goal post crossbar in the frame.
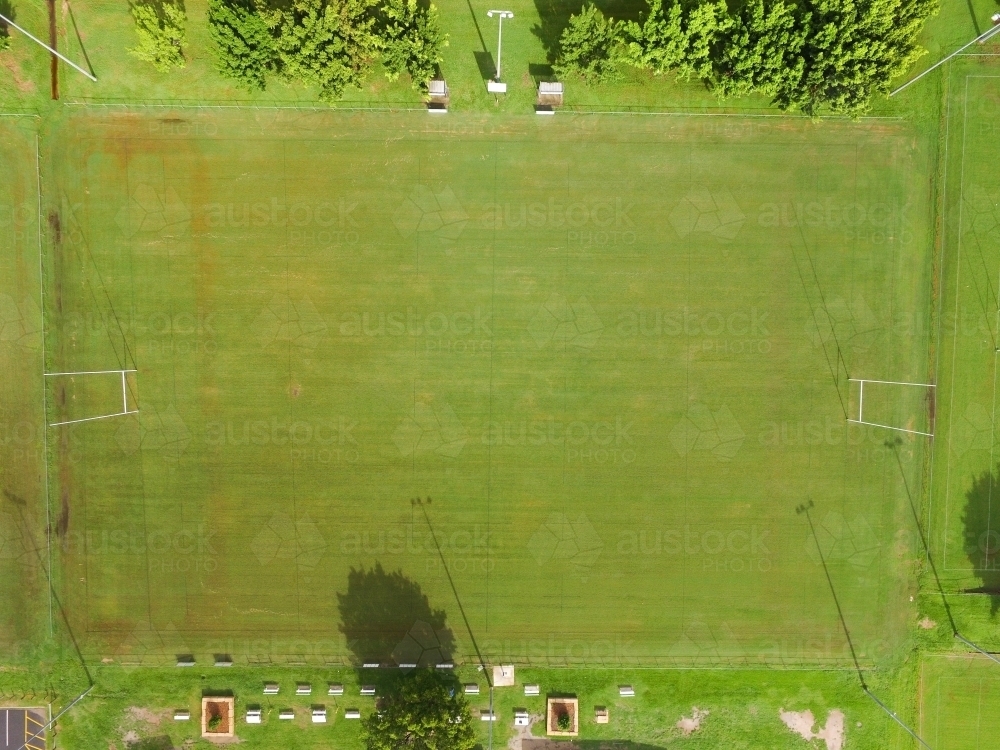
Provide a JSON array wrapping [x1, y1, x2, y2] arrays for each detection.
[[849, 377, 935, 437], [45, 368, 139, 427]]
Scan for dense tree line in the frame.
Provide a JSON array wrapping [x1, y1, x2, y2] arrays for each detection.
[[207, 0, 446, 100], [554, 0, 938, 115]]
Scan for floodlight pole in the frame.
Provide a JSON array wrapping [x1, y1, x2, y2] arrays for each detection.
[[890, 21, 1000, 96], [486, 10, 513, 81], [0, 11, 97, 81]]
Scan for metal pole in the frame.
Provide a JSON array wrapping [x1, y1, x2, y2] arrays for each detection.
[[890, 23, 1000, 96], [0, 11, 97, 81], [496, 15, 503, 80]]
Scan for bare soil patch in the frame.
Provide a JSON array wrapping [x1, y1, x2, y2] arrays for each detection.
[[676, 707, 709, 736], [779, 708, 845, 750]]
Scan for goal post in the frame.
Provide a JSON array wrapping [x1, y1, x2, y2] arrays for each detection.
[[847, 378, 934, 437], [45, 369, 138, 427]]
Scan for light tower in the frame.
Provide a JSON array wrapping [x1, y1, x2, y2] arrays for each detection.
[[486, 10, 513, 94]]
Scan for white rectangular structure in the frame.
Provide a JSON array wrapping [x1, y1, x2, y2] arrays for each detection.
[[360, 685, 376, 696], [173, 710, 190, 721], [524, 684, 540, 696], [345, 709, 361, 719], [279, 709, 295, 720], [464, 683, 480, 695], [487, 80, 507, 94], [264, 683, 279, 695], [481, 711, 497, 721], [296, 683, 312, 695], [246, 709, 262, 724], [312, 709, 327, 724], [328, 683, 344, 696], [514, 711, 530, 727], [619, 686, 635, 697], [428, 79, 448, 96]]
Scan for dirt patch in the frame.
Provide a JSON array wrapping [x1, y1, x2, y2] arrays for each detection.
[[779, 708, 845, 750], [546, 698, 578, 736], [0, 55, 35, 93], [508, 714, 542, 750], [202, 697, 235, 739], [127, 706, 166, 726], [919, 617, 937, 629], [676, 707, 708, 736]]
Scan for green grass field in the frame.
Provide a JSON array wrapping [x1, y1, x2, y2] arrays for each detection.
[[925, 60, 1000, 640], [920, 655, 1000, 750], [30, 106, 935, 670]]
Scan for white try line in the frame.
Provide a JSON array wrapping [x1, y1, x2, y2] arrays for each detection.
[[49, 410, 138, 428], [847, 419, 934, 437], [44, 369, 137, 376]]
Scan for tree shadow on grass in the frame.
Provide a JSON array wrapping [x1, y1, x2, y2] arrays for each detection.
[[337, 562, 455, 669], [531, 0, 646, 64], [0, 0, 14, 47], [962, 463, 1000, 612]]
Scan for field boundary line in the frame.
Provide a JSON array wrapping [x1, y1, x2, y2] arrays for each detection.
[[927, 62, 954, 569], [942, 75, 971, 572], [34, 132, 53, 638], [62, 101, 425, 112]]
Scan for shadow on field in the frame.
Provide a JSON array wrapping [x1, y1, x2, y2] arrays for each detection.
[[531, 0, 646, 63], [962, 463, 1000, 611], [337, 562, 455, 669]]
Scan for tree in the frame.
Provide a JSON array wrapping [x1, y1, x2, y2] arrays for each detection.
[[0, 2, 10, 53], [554, 4, 626, 82], [128, 0, 188, 72], [269, 0, 380, 101], [772, 0, 936, 115], [711, 0, 806, 99], [624, 0, 731, 80], [208, 0, 276, 91], [378, 0, 446, 90], [361, 670, 475, 750]]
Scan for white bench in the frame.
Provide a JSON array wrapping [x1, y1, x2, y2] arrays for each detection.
[[214, 657, 233, 667], [514, 710, 530, 727], [279, 709, 295, 720], [595, 707, 609, 724], [345, 709, 361, 719], [312, 708, 327, 724], [173, 710, 190, 721], [296, 683, 312, 695], [363, 662, 380, 668], [487, 80, 507, 94], [538, 81, 563, 105], [524, 684, 540, 696], [464, 683, 480, 695], [176, 657, 195, 667], [428, 79, 448, 97], [360, 685, 376, 696], [481, 711, 497, 721], [264, 683, 279, 695], [436, 662, 454, 670], [246, 709, 262, 724], [619, 685, 635, 697], [328, 683, 344, 696]]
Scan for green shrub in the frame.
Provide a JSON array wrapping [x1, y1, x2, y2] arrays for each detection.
[[128, 0, 187, 72], [378, 0, 446, 90], [208, 0, 276, 91], [554, 4, 626, 82]]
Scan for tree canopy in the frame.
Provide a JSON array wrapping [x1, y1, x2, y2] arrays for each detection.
[[128, 0, 188, 72], [207, 0, 446, 98], [361, 669, 476, 750], [556, 0, 938, 115]]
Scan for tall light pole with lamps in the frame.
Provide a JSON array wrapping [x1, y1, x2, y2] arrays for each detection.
[[486, 10, 512, 93]]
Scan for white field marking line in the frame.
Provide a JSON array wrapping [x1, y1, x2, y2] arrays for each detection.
[[63, 101, 425, 113], [848, 419, 934, 437], [121, 371, 127, 413], [926, 50, 955, 566], [45, 369, 137, 376], [859, 379, 864, 422], [848, 378, 937, 387], [35, 133, 53, 638], [49, 410, 138, 428], [943, 75, 972, 571]]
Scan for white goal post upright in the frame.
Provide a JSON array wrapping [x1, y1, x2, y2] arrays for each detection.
[[45, 369, 138, 427], [847, 377, 935, 437]]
